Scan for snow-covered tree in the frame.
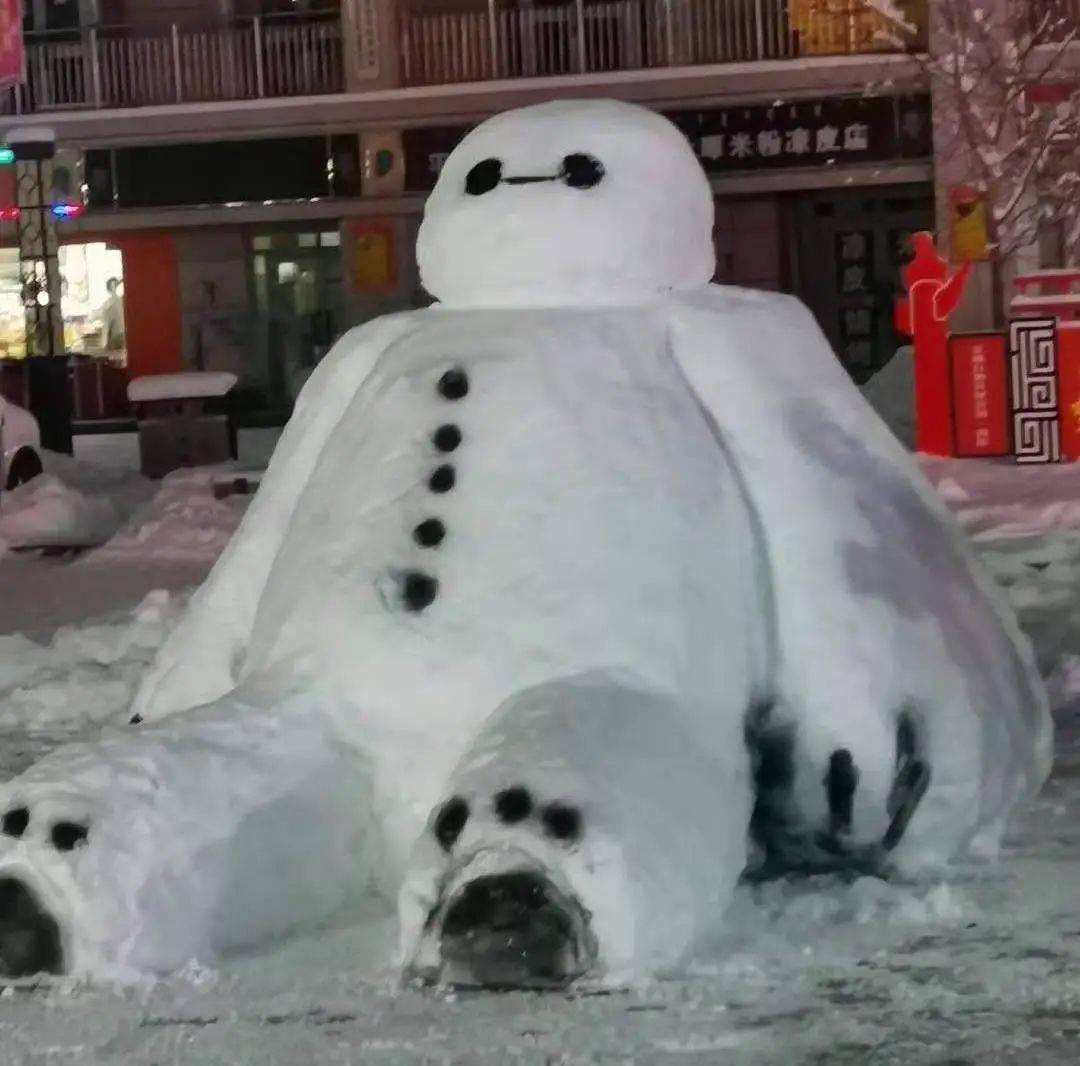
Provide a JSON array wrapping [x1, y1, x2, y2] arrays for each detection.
[[870, 0, 1080, 275]]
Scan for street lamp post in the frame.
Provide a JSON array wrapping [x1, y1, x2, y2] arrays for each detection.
[[7, 125, 72, 454]]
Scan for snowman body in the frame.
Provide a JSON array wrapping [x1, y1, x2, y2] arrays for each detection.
[[0, 99, 1050, 985], [234, 307, 770, 881]]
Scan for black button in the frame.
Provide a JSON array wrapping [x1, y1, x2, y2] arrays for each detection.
[[438, 369, 469, 400], [402, 571, 438, 612], [429, 465, 456, 493], [414, 518, 446, 548], [433, 424, 462, 452]]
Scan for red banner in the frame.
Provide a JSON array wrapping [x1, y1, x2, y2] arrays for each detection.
[[0, 0, 23, 90], [1058, 324, 1080, 460], [950, 333, 1010, 457]]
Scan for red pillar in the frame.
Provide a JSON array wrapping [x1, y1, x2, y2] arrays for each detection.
[[113, 232, 182, 379]]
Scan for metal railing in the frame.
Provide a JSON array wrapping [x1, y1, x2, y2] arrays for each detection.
[[3, 11, 344, 114], [400, 0, 928, 87]]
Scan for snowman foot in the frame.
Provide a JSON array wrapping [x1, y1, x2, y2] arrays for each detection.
[[747, 712, 931, 881], [436, 869, 592, 990], [0, 877, 64, 979]]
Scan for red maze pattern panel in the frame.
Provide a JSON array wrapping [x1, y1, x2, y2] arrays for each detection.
[[1010, 317, 1061, 464]]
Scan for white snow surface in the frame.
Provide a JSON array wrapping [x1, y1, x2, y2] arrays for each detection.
[[0, 455, 1077, 1063], [127, 372, 237, 403]]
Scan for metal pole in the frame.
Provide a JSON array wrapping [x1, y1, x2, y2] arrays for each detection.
[[254, 16, 265, 97], [89, 26, 102, 107], [754, 0, 765, 58], [171, 23, 183, 102], [664, 0, 674, 66], [15, 151, 71, 453], [487, 0, 498, 77], [575, 0, 587, 72]]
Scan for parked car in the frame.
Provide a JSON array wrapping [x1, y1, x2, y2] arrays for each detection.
[[0, 396, 44, 492]]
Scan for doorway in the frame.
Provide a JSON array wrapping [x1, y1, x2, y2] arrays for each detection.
[[790, 183, 935, 383], [250, 227, 342, 405]]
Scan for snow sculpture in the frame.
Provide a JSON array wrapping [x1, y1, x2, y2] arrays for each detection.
[[0, 100, 1051, 988]]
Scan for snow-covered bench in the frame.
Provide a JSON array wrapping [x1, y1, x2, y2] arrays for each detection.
[[127, 372, 238, 479]]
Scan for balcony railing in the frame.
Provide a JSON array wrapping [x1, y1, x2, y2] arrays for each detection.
[[3, 10, 344, 114], [399, 0, 928, 87]]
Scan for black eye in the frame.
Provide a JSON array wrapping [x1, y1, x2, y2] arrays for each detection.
[[560, 153, 605, 189], [465, 158, 502, 196]]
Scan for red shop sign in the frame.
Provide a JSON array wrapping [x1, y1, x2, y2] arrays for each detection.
[[950, 332, 1010, 456]]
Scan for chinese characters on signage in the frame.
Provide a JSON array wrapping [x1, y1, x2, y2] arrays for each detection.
[[949, 334, 1009, 456], [670, 94, 931, 175], [401, 95, 932, 192], [835, 230, 876, 375]]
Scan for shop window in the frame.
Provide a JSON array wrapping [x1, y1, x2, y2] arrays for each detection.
[[0, 243, 127, 363]]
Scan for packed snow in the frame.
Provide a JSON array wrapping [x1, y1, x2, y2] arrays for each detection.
[[0, 451, 1077, 1063]]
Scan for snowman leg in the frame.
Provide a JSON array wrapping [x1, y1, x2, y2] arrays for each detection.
[[399, 673, 752, 988], [746, 707, 931, 880], [0, 678, 373, 979]]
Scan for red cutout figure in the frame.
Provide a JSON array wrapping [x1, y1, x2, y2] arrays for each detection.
[[894, 232, 973, 455]]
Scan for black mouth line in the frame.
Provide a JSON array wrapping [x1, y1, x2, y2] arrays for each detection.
[[502, 174, 559, 185]]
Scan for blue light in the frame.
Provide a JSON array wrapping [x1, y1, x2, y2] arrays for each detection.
[[0, 148, 14, 165], [50, 202, 83, 219]]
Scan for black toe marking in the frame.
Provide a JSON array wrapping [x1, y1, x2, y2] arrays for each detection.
[[433, 425, 462, 453], [541, 803, 582, 843], [434, 797, 469, 851], [1, 808, 29, 839], [402, 571, 438, 612], [883, 760, 931, 852], [429, 465, 456, 494], [413, 519, 446, 548], [493, 787, 533, 825], [50, 823, 89, 852], [438, 369, 469, 400], [825, 749, 858, 838]]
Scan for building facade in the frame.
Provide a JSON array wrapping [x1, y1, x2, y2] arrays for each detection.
[[0, 0, 1050, 424]]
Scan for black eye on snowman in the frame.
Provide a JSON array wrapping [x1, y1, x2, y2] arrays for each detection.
[[465, 158, 502, 196], [559, 153, 605, 189]]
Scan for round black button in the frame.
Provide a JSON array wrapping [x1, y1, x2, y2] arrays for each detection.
[[429, 465, 456, 493], [433, 424, 462, 452], [438, 369, 469, 400], [402, 571, 438, 612], [414, 518, 446, 548]]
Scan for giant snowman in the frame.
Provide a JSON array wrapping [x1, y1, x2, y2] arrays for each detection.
[[0, 100, 1051, 987]]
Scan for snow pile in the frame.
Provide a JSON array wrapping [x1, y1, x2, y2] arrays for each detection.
[[93, 466, 252, 564], [0, 452, 153, 550], [0, 590, 184, 742], [920, 454, 1080, 539], [128, 371, 237, 403]]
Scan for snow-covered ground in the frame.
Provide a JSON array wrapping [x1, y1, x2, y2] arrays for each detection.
[[2, 445, 1080, 1064]]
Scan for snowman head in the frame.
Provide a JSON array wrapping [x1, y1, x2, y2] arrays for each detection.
[[417, 99, 715, 308]]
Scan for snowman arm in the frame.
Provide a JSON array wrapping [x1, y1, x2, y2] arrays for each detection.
[[130, 314, 415, 723]]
